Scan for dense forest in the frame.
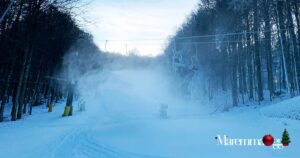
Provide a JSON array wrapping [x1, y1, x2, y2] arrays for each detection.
[[164, 0, 300, 109], [0, 0, 103, 122]]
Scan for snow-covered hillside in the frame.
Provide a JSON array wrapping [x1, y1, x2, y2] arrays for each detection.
[[0, 68, 299, 158], [261, 96, 300, 121]]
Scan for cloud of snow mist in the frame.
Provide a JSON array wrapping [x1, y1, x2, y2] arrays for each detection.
[[61, 50, 210, 120], [60, 49, 104, 84], [77, 63, 179, 119]]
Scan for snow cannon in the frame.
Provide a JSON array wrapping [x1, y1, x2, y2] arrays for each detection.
[[160, 104, 168, 119], [62, 106, 72, 117], [48, 103, 53, 112]]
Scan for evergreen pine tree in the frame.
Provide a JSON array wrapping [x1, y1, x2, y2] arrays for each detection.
[[281, 129, 291, 146]]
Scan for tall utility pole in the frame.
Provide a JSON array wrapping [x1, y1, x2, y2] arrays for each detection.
[[0, 0, 15, 23], [104, 40, 108, 51]]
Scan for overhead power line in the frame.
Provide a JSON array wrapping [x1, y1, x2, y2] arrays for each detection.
[[174, 28, 290, 40], [97, 28, 293, 42]]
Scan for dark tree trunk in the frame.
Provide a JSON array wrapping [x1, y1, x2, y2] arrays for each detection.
[[263, 0, 275, 100], [231, 42, 238, 107], [17, 49, 32, 119], [287, 1, 300, 92], [293, 1, 300, 71], [277, 0, 294, 96], [246, 17, 254, 100], [253, 0, 264, 102], [0, 58, 16, 122], [11, 51, 28, 121]]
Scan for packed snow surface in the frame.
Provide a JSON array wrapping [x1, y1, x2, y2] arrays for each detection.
[[0, 68, 299, 158]]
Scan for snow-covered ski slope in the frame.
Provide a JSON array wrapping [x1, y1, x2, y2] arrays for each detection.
[[0, 68, 299, 158]]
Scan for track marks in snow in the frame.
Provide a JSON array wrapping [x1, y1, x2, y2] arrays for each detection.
[[43, 115, 166, 158]]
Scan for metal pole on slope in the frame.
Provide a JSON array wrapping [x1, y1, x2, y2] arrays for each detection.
[[0, 0, 15, 23], [104, 40, 108, 52]]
